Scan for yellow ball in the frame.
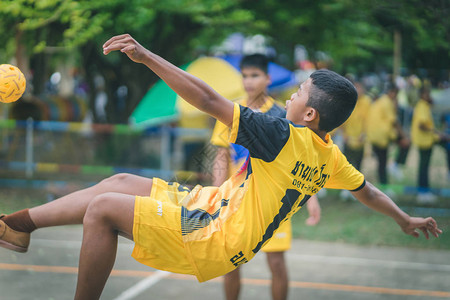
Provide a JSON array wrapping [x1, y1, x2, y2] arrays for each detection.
[[0, 64, 26, 103]]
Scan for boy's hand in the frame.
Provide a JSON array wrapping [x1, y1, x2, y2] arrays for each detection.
[[305, 195, 321, 226], [103, 34, 148, 64], [400, 217, 442, 239]]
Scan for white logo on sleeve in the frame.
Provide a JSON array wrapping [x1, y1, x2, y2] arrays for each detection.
[[157, 201, 163, 216]]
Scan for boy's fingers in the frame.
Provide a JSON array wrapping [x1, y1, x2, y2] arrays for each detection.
[[103, 34, 131, 48], [103, 42, 130, 54], [425, 217, 442, 237], [121, 45, 136, 54], [410, 230, 419, 238]]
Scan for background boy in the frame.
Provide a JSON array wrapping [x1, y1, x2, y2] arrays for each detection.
[[367, 83, 410, 184], [411, 87, 450, 203]]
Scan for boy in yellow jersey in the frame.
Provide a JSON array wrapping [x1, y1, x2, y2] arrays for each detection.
[[0, 35, 441, 300], [411, 87, 449, 203], [210, 54, 320, 300], [367, 83, 410, 184]]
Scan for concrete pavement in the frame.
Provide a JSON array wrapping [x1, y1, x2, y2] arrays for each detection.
[[0, 225, 449, 300]]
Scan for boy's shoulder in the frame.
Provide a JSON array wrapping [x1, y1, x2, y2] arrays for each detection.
[[265, 97, 286, 117]]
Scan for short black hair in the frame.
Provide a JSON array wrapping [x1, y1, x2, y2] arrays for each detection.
[[307, 69, 358, 132], [239, 54, 269, 74]]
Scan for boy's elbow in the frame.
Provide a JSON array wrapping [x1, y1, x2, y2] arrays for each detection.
[[198, 92, 220, 113], [353, 181, 379, 202]]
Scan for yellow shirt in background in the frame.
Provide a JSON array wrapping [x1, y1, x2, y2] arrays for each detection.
[[366, 94, 397, 148], [411, 99, 438, 149], [210, 96, 285, 176], [342, 94, 371, 149]]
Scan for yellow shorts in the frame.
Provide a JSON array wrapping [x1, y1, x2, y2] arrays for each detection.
[[131, 178, 195, 275], [261, 218, 292, 253]]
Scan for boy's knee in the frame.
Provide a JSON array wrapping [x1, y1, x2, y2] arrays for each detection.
[[84, 193, 116, 225], [100, 173, 131, 187], [267, 252, 286, 273]]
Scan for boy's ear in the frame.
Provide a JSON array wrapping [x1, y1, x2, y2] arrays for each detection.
[[266, 74, 272, 85], [304, 107, 319, 122]]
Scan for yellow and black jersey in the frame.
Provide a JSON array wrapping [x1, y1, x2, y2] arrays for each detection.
[[180, 103, 365, 282]]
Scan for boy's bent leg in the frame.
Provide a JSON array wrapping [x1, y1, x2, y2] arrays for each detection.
[[75, 192, 135, 300], [224, 267, 241, 300], [29, 174, 153, 229], [266, 251, 288, 300]]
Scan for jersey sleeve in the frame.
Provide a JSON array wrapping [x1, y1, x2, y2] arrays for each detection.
[[210, 120, 230, 148], [324, 147, 365, 191], [229, 103, 291, 162]]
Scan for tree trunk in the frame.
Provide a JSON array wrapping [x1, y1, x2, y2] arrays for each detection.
[[15, 29, 31, 80], [393, 29, 402, 79]]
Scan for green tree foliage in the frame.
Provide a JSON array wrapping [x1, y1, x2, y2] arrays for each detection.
[[0, 0, 447, 122], [0, 0, 254, 121], [240, 0, 449, 76]]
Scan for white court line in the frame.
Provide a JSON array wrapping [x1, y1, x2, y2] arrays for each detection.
[[287, 253, 450, 272], [31, 239, 450, 272], [112, 270, 171, 300]]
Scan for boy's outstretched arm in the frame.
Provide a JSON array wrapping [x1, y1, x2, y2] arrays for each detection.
[[351, 181, 442, 239], [103, 34, 234, 127]]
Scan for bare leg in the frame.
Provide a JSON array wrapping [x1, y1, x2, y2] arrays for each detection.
[[74, 192, 135, 300], [224, 267, 241, 300], [266, 252, 288, 300], [29, 173, 153, 228]]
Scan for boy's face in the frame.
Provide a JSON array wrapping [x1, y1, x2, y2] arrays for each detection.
[[285, 78, 312, 123], [241, 67, 271, 99]]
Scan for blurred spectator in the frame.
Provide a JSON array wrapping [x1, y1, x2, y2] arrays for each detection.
[[339, 80, 371, 200], [367, 82, 410, 185], [442, 112, 450, 181], [341, 81, 371, 171], [411, 87, 450, 203], [406, 75, 422, 108], [94, 75, 108, 123]]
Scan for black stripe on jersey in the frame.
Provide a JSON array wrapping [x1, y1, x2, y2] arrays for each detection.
[[168, 182, 192, 193], [252, 189, 302, 253], [236, 106, 292, 163], [181, 196, 232, 236], [245, 159, 253, 179], [181, 207, 219, 236], [298, 194, 311, 207], [349, 179, 366, 192], [266, 103, 286, 118]]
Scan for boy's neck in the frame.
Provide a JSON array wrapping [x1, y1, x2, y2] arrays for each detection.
[[247, 93, 269, 110], [315, 130, 328, 143], [297, 122, 328, 143], [309, 127, 328, 143]]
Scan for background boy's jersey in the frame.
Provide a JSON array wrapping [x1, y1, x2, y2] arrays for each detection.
[[367, 94, 397, 148], [342, 94, 371, 149], [181, 104, 365, 282], [411, 99, 438, 149]]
